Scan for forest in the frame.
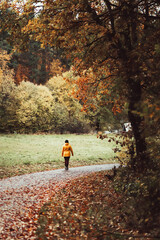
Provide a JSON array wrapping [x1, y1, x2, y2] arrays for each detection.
[[0, 26, 121, 134], [0, 0, 160, 239]]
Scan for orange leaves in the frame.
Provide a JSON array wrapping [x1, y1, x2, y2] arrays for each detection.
[[37, 171, 143, 239], [112, 103, 123, 115], [66, 61, 125, 116], [66, 65, 115, 112], [15, 64, 30, 84], [0, 180, 65, 239]]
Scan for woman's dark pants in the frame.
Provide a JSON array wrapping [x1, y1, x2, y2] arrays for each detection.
[[64, 157, 70, 170]]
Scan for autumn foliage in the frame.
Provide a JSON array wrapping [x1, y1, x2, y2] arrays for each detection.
[[0, 1, 160, 238], [36, 171, 160, 239], [4, 0, 158, 170], [0, 1, 160, 152]]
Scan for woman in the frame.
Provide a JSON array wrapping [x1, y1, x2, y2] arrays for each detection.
[[62, 140, 74, 170]]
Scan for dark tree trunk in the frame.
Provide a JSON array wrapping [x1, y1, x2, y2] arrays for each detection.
[[117, 0, 150, 172], [127, 79, 149, 171], [96, 118, 100, 132]]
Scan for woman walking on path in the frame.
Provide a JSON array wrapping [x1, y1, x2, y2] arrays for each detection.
[[62, 140, 74, 170]]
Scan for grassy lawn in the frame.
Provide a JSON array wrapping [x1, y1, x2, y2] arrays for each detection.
[[0, 134, 118, 178]]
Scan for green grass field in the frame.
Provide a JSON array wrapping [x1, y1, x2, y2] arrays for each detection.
[[0, 134, 118, 178]]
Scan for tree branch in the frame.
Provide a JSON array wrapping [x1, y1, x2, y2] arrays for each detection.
[[83, 0, 105, 26], [103, 0, 115, 35]]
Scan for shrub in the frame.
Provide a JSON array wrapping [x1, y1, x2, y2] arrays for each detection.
[[113, 166, 160, 234], [14, 81, 55, 133]]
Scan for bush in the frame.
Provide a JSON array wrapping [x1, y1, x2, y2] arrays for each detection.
[[0, 77, 19, 132], [46, 73, 91, 133], [15, 81, 54, 133], [113, 165, 160, 234], [0, 79, 55, 133]]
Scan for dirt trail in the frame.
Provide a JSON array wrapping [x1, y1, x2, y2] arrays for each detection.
[[0, 164, 119, 239]]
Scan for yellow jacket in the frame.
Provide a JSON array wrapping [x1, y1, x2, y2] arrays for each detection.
[[62, 143, 74, 157]]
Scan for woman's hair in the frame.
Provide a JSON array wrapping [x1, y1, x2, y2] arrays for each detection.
[[65, 140, 69, 143]]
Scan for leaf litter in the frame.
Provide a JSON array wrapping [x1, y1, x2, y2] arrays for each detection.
[[0, 180, 66, 239], [0, 167, 157, 240], [0, 164, 118, 239], [36, 171, 155, 240]]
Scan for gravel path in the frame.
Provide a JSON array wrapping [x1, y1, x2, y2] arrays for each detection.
[[0, 164, 119, 239], [0, 164, 119, 191]]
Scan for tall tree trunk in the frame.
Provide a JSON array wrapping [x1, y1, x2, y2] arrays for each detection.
[[118, 0, 150, 171], [127, 79, 149, 171]]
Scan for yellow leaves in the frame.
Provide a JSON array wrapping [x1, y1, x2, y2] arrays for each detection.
[[0, 49, 13, 81], [22, 18, 40, 34], [149, 112, 154, 118], [145, 218, 149, 223], [49, 59, 64, 77]]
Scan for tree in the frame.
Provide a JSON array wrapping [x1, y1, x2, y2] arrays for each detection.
[[0, 3, 65, 85], [0, 65, 18, 132], [14, 81, 54, 132], [67, 67, 124, 131], [0, 73, 55, 133], [46, 71, 91, 133], [0, 49, 11, 80], [0, 0, 160, 170]]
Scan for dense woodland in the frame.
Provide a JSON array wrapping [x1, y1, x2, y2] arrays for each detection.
[[0, 23, 121, 134], [0, 0, 160, 237], [0, 49, 121, 133]]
